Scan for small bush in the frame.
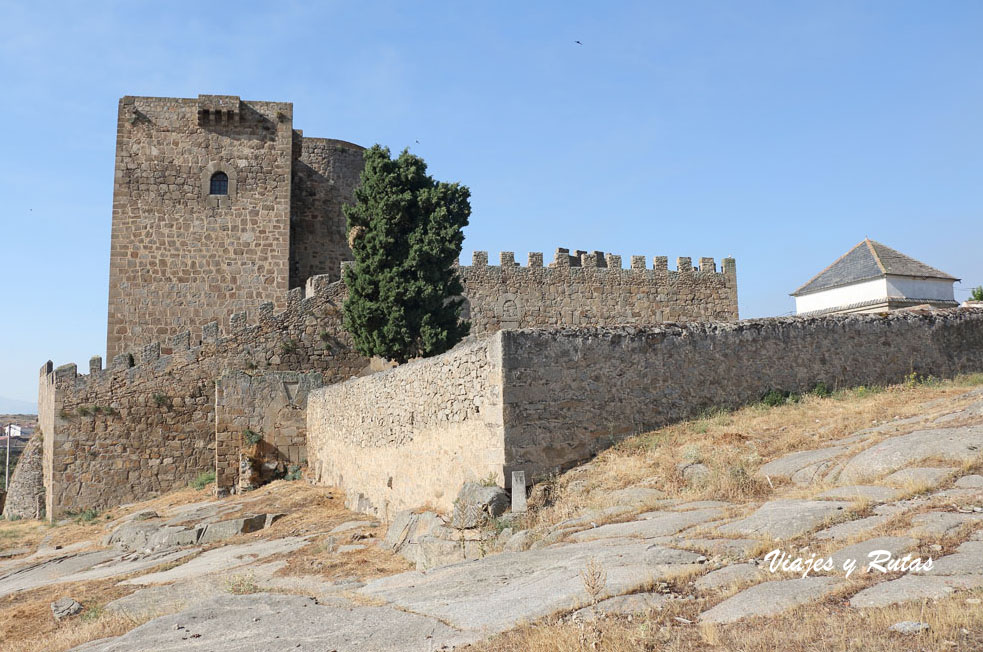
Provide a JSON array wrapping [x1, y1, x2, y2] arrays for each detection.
[[285, 464, 302, 481], [152, 393, 171, 408], [76, 405, 94, 417], [811, 381, 832, 398], [80, 606, 103, 623], [226, 572, 260, 594], [971, 285, 983, 301], [761, 389, 799, 407], [242, 429, 262, 446], [190, 470, 216, 490], [65, 508, 99, 523], [903, 371, 941, 389], [280, 339, 299, 355]]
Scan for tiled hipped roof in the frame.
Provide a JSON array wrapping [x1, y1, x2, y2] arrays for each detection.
[[792, 239, 958, 297]]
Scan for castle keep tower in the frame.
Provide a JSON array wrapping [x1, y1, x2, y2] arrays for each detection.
[[106, 95, 363, 358]]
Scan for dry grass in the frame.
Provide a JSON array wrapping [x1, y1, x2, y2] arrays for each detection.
[[0, 479, 410, 651], [0, 573, 144, 652], [526, 376, 983, 533], [465, 587, 983, 652]]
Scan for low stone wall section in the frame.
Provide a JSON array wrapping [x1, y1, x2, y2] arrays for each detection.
[[307, 308, 983, 519], [2, 430, 44, 520], [307, 336, 506, 519]]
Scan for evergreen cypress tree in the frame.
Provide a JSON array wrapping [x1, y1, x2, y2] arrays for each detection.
[[342, 145, 471, 364]]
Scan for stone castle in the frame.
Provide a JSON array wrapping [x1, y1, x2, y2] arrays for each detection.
[[5, 94, 743, 520], [9, 93, 983, 525], [12, 94, 978, 526]]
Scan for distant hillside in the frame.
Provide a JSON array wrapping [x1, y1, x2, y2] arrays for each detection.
[[0, 397, 37, 415]]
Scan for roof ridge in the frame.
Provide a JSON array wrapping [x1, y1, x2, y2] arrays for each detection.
[[864, 239, 887, 274]]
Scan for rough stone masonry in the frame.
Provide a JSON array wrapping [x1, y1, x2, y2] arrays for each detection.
[[27, 94, 738, 519], [307, 308, 983, 518]]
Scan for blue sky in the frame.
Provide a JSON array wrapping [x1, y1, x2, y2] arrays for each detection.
[[1, 1, 981, 407]]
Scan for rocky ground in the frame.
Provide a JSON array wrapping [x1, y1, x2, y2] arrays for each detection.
[[1, 379, 982, 651]]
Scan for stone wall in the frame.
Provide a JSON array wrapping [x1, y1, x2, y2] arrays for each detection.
[[289, 136, 364, 288], [459, 248, 738, 334], [106, 95, 364, 359], [307, 336, 506, 519], [215, 370, 324, 495], [107, 95, 295, 358], [2, 431, 44, 520], [306, 308, 983, 519], [41, 276, 365, 519]]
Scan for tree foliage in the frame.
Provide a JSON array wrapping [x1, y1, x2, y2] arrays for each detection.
[[342, 145, 471, 363], [971, 286, 983, 302]]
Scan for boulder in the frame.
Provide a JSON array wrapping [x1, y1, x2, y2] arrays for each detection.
[[452, 483, 509, 529], [51, 597, 83, 621], [677, 462, 711, 485], [889, 621, 929, 635]]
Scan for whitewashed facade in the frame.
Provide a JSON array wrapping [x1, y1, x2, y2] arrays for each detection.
[[792, 239, 958, 316]]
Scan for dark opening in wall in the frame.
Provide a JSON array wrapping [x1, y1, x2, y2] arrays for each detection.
[[209, 171, 229, 196]]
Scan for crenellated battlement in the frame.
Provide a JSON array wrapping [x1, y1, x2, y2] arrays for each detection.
[[43, 273, 350, 395], [461, 248, 736, 275]]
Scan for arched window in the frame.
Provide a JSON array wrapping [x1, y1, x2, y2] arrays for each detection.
[[209, 171, 229, 196]]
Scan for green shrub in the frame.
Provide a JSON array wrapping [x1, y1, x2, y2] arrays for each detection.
[[285, 464, 302, 481], [242, 429, 262, 446], [761, 389, 799, 407], [280, 339, 299, 355], [190, 470, 216, 490], [152, 393, 171, 408], [971, 286, 983, 301], [76, 405, 94, 417], [811, 381, 832, 398]]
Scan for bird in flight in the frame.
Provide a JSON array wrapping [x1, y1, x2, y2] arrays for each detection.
[[575, 40, 582, 45]]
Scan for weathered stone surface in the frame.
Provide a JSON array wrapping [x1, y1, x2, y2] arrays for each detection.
[[923, 540, 983, 575], [51, 597, 83, 621], [670, 500, 733, 511], [0, 549, 193, 599], [849, 575, 983, 608], [881, 467, 956, 488], [667, 537, 762, 559], [827, 536, 918, 571], [198, 515, 269, 544], [955, 475, 983, 489], [699, 577, 841, 624], [452, 482, 510, 529], [837, 425, 983, 483], [695, 564, 765, 591], [889, 621, 930, 634], [570, 592, 670, 620], [909, 512, 983, 538], [359, 538, 704, 632], [2, 431, 44, 520], [813, 502, 913, 541], [757, 447, 849, 485], [815, 485, 903, 502], [717, 500, 851, 540], [328, 520, 378, 535], [605, 487, 666, 506], [122, 538, 307, 586], [569, 509, 723, 543], [503, 530, 535, 552], [72, 593, 477, 651], [677, 462, 710, 485]]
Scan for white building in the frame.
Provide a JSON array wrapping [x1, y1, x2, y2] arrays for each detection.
[[791, 239, 959, 316], [2, 425, 20, 438]]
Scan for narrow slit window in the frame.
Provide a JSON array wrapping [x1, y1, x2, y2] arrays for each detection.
[[209, 171, 229, 196]]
